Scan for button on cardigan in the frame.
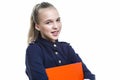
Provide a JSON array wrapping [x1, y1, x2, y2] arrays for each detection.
[[25, 37, 95, 80]]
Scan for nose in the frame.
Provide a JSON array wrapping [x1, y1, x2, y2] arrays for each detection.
[[53, 22, 58, 29]]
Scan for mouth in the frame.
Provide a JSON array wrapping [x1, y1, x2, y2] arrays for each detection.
[[51, 31, 59, 36]]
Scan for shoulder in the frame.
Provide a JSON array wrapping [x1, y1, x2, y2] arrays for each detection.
[[59, 40, 74, 46], [59, 41, 73, 49], [27, 42, 40, 50], [26, 42, 43, 61], [59, 41, 70, 46], [26, 42, 41, 55]]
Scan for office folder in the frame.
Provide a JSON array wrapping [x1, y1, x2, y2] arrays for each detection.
[[46, 62, 84, 80]]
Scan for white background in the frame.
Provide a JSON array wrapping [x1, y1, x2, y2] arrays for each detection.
[[0, 0, 120, 80]]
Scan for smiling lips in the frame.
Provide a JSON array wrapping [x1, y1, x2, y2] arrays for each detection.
[[51, 31, 59, 36]]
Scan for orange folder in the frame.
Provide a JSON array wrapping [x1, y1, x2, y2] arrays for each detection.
[[46, 62, 84, 80]]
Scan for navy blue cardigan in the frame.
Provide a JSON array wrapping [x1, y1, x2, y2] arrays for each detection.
[[25, 37, 95, 80]]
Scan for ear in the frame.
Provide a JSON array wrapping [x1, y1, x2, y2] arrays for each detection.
[[35, 24, 40, 31]]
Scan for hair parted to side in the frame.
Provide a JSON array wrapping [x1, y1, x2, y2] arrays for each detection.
[[27, 2, 55, 44]]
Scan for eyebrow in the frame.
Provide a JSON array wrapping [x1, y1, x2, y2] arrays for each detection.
[[45, 17, 61, 22], [57, 17, 61, 20]]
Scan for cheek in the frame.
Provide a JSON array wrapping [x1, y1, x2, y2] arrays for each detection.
[[39, 27, 48, 33], [42, 26, 51, 32], [59, 23, 62, 29]]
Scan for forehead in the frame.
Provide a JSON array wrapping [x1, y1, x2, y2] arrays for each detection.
[[38, 7, 59, 21]]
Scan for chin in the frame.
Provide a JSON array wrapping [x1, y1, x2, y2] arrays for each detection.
[[53, 38, 58, 41], [51, 37, 58, 41]]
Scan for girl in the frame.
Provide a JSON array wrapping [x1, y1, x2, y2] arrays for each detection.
[[25, 2, 95, 80]]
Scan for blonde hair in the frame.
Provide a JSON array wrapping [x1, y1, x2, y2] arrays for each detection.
[[27, 2, 55, 44]]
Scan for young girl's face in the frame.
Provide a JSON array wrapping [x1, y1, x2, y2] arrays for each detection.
[[36, 7, 62, 42]]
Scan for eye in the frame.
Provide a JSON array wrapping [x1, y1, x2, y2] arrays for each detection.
[[46, 21, 50, 24], [56, 17, 61, 22], [45, 21, 52, 24]]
